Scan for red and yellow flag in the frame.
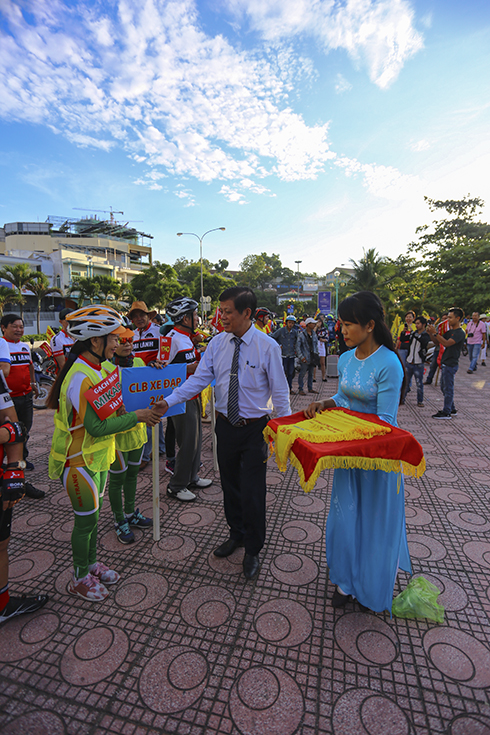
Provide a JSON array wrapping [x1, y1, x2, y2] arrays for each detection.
[[264, 407, 425, 493], [210, 306, 224, 332]]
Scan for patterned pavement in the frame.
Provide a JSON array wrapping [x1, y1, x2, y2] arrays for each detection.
[[1, 362, 490, 735]]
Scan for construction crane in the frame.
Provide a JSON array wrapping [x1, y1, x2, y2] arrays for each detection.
[[73, 207, 124, 224]]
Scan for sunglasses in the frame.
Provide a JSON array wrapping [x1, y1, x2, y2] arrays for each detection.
[[119, 337, 134, 345]]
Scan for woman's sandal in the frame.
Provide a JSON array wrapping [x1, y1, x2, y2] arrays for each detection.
[[331, 587, 352, 608]]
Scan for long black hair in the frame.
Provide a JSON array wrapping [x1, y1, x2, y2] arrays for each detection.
[[47, 339, 93, 410], [338, 291, 407, 399]]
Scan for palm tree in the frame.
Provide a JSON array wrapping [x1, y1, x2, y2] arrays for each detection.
[[68, 277, 101, 306], [108, 280, 133, 310], [0, 263, 38, 319], [28, 273, 63, 334], [92, 275, 121, 305], [0, 286, 23, 316], [348, 249, 402, 319], [349, 249, 388, 292]]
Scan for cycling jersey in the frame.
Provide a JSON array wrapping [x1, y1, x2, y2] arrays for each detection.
[[165, 327, 200, 365], [0, 337, 11, 366], [50, 329, 74, 360], [164, 327, 200, 401], [5, 341, 32, 397], [133, 323, 160, 364], [0, 371, 14, 411]]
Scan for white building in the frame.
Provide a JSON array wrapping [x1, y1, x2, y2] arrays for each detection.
[[0, 216, 153, 334]]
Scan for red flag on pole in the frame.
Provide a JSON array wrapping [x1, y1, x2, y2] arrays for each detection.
[[210, 306, 224, 332]]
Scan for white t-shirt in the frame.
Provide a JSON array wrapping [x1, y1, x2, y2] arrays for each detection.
[[0, 337, 11, 365]]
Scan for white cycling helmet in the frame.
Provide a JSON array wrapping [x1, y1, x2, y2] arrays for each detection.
[[166, 297, 199, 323], [65, 305, 126, 341]]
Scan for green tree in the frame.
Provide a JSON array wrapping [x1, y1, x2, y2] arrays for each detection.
[[107, 280, 133, 310], [409, 195, 490, 313], [347, 249, 404, 319], [130, 262, 188, 311], [173, 257, 213, 282], [214, 259, 229, 273], [27, 273, 63, 333], [0, 263, 38, 319], [0, 286, 23, 316], [254, 291, 279, 313], [280, 267, 296, 284], [190, 272, 237, 306], [239, 253, 285, 292], [386, 254, 439, 317], [239, 254, 267, 289], [92, 275, 121, 305], [68, 277, 101, 306], [179, 263, 205, 286]]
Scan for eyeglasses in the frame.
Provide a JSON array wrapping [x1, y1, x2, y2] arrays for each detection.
[[119, 337, 134, 345]]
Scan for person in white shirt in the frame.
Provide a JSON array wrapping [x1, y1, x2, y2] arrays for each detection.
[[163, 297, 212, 502], [156, 287, 290, 580], [50, 308, 75, 370]]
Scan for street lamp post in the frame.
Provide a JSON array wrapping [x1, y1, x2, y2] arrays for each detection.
[[295, 260, 302, 307], [334, 270, 340, 314], [176, 228, 226, 323]]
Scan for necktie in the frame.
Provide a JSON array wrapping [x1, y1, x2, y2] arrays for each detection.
[[227, 336, 242, 425]]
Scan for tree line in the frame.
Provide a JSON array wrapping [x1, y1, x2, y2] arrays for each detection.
[[1, 196, 488, 326]]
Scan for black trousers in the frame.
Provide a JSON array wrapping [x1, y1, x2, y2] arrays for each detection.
[[12, 392, 33, 461], [215, 414, 269, 556]]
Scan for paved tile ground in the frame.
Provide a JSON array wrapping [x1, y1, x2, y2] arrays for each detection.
[[1, 361, 490, 735]]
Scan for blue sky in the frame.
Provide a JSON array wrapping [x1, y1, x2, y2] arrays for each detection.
[[1, 0, 489, 274]]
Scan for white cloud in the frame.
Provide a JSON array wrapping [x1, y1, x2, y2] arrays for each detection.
[[64, 132, 115, 151], [335, 73, 353, 94], [133, 169, 166, 190], [220, 185, 248, 204], [409, 139, 431, 152], [173, 188, 196, 206], [0, 0, 332, 189], [224, 0, 424, 88], [334, 156, 421, 200], [239, 178, 276, 196], [219, 178, 277, 203]]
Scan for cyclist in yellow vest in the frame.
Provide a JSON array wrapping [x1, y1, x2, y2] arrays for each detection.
[[47, 306, 161, 602], [254, 307, 272, 333], [104, 321, 150, 544]]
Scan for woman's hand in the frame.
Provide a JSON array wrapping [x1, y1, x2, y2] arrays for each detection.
[[116, 405, 127, 417], [304, 401, 325, 418], [135, 408, 162, 426], [148, 359, 164, 369]]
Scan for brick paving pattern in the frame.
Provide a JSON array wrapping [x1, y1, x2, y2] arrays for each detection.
[[1, 364, 490, 734]]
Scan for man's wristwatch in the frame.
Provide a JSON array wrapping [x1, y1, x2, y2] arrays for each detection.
[[6, 461, 27, 469]]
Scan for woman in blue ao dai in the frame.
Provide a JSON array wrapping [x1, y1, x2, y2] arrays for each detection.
[[305, 291, 411, 613]]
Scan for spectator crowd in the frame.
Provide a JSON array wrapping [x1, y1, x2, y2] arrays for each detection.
[[0, 291, 487, 624]]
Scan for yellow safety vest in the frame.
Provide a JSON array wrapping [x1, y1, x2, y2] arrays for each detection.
[[102, 358, 147, 453], [49, 361, 117, 479]]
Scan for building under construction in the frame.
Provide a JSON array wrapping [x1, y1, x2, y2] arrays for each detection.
[[1, 214, 153, 291]]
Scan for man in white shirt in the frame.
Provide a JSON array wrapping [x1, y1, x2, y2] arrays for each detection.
[[157, 287, 291, 579], [50, 308, 74, 370], [163, 297, 212, 502]]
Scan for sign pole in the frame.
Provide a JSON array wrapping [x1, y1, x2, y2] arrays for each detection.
[[152, 423, 160, 541]]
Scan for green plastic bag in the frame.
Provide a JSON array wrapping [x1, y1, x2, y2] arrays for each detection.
[[392, 576, 445, 623]]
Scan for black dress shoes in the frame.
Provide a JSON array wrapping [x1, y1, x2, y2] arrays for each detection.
[[213, 537, 244, 558], [243, 554, 260, 579]]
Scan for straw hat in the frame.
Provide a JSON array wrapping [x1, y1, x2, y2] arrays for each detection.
[[127, 301, 157, 320]]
